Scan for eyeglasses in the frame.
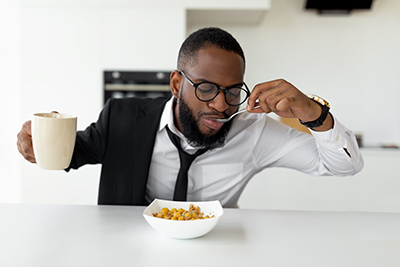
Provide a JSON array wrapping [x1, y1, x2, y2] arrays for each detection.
[[179, 70, 250, 106]]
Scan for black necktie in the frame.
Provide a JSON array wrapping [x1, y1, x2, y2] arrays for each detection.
[[166, 126, 208, 201]]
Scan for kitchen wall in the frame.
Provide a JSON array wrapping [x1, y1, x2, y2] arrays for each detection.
[[0, 0, 21, 203], [1, 0, 399, 211]]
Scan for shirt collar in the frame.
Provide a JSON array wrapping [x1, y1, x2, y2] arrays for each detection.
[[159, 97, 197, 150], [159, 96, 177, 132]]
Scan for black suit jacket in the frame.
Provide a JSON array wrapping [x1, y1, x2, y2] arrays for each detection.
[[68, 97, 170, 206]]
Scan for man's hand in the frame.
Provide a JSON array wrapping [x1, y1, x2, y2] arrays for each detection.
[[246, 79, 333, 131], [17, 120, 36, 163]]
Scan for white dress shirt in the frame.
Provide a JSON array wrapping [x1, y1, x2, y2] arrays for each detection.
[[145, 97, 364, 208]]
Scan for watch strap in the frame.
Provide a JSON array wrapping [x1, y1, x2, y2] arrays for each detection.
[[299, 95, 330, 128]]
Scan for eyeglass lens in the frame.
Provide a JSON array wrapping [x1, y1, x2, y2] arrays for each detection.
[[196, 83, 248, 106]]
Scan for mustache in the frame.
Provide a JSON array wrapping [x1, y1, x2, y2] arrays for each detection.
[[199, 109, 238, 119]]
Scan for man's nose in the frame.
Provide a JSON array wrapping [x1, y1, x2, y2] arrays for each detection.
[[208, 90, 229, 112]]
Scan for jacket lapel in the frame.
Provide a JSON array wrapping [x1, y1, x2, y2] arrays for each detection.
[[131, 97, 169, 205]]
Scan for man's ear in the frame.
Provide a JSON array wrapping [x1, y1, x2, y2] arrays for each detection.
[[170, 70, 182, 99]]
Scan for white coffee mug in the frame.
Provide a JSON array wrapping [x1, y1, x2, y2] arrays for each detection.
[[32, 113, 77, 170]]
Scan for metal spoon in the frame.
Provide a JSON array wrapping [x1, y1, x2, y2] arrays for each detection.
[[216, 106, 261, 123]]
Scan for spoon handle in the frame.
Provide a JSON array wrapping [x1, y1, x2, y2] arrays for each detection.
[[216, 105, 261, 123]]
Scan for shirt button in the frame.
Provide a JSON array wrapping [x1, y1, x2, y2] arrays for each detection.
[[335, 136, 340, 142]]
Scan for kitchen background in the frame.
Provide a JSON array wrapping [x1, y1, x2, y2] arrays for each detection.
[[1, 0, 399, 211]]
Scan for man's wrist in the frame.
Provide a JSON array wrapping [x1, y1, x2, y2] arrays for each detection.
[[309, 112, 334, 132], [299, 94, 331, 130]]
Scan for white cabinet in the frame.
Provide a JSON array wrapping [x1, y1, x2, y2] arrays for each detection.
[[185, 0, 270, 9], [186, 0, 271, 25], [101, 8, 186, 70]]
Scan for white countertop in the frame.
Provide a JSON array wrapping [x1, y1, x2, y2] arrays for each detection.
[[1, 204, 399, 267]]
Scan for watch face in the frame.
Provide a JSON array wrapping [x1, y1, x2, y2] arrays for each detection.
[[309, 94, 330, 108]]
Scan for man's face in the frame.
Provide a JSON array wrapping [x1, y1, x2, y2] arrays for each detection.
[[173, 46, 245, 149]]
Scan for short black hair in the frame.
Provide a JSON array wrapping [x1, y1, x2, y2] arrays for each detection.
[[177, 27, 245, 71]]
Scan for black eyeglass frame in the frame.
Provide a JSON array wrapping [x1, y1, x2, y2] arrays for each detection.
[[179, 70, 250, 106]]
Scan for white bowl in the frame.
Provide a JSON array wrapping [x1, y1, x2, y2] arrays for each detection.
[[143, 199, 223, 239]]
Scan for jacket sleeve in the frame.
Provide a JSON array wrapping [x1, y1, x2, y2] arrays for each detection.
[[66, 100, 111, 170]]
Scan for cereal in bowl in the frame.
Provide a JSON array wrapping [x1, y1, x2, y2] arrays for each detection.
[[152, 204, 215, 221]]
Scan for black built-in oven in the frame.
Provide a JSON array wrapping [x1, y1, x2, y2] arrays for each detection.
[[103, 70, 172, 104]]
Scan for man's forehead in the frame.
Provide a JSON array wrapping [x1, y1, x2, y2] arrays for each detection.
[[187, 47, 245, 84]]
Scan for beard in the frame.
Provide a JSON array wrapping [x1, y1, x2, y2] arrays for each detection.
[[178, 97, 234, 150]]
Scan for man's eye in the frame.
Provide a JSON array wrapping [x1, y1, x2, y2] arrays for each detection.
[[227, 88, 241, 98], [197, 84, 217, 94]]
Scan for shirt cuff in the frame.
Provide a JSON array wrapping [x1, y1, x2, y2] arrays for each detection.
[[309, 115, 364, 174], [309, 115, 350, 149]]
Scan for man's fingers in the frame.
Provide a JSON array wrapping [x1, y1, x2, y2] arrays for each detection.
[[26, 120, 32, 137], [247, 79, 286, 110], [17, 120, 36, 163], [16, 139, 36, 163], [247, 103, 265, 113]]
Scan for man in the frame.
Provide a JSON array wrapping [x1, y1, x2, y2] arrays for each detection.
[[17, 27, 363, 208]]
